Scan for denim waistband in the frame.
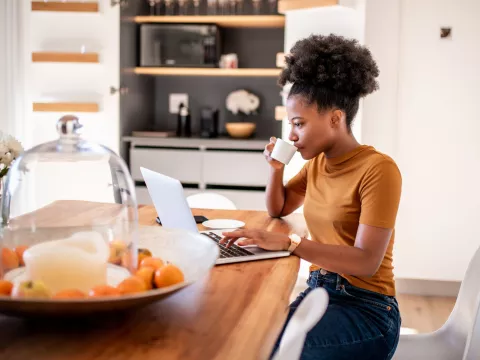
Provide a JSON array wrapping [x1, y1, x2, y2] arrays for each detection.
[[307, 269, 397, 305], [307, 269, 343, 289]]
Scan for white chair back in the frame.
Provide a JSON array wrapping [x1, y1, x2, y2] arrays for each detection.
[[394, 245, 480, 359], [463, 296, 480, 360], [273, 288, 329, 360], [186, 192, 236, 210], [443, 245, 480, 353]]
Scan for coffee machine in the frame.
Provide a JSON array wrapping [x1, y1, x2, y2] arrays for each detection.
[[199, 107, 219, 138]]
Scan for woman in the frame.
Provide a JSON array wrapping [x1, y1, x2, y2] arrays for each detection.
[[220, 34, 402, 360]]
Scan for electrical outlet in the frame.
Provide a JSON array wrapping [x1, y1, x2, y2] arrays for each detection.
[[169, 93, 188, 114]]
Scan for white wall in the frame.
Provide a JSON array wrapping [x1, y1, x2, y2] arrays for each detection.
[[362, 0, 480, 282], [0, 0, 27, 140], [362, 0, 400, 157], [392, 0, 480, 282], [0, 4, 6, 132]]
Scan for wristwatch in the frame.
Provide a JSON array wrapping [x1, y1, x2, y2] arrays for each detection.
[[287, 233, 302, 253]]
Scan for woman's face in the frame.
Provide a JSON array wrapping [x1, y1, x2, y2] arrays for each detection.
[[286, 95, 342, 160]]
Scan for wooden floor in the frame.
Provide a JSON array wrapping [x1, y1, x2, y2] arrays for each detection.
[[397, 294, 456, 333]]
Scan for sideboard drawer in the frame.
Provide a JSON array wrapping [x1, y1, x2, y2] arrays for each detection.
[[130, 148, 202, 183], [202, 151, 268, 186]]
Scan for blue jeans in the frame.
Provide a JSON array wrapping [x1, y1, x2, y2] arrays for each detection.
[[271, 270, 401, 360]]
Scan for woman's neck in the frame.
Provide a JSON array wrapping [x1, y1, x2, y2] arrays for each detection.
[[324, 134, 361, 159]]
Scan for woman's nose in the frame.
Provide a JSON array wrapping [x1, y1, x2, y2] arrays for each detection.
[[288, 131, 298, 143]]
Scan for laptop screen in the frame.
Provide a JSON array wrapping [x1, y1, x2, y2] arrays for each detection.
[[140, 167, 198, 233]]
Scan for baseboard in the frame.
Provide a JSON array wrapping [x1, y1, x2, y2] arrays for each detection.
[[395, 278, 461, 297]]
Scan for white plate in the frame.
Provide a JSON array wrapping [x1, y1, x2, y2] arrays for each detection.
[[202, 219, 245, 230]]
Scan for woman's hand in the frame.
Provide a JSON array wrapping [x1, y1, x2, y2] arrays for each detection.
[[219, 229, 291, 251], [264, 137, 284, 170]]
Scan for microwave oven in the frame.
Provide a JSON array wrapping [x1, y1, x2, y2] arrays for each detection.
[[139, 24, 221, 67]]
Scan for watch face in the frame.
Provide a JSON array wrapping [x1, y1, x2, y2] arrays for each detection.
[[288, 234, 301, 252], [290, 234, 301, 243]]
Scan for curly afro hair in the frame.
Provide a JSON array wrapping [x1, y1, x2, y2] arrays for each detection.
[[279, 34, 379, 129]]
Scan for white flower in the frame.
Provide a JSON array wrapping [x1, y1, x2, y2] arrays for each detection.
[[4, 134, 23, 159], [0, 131, 24, 170], [0, 143, 13, 167]]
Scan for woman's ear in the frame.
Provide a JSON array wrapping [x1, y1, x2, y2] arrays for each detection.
[[330, 109, 345, 128]]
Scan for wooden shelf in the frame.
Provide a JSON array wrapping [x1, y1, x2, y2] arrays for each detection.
[[133, 15, 285, 28], [33, 102, 99, 113], [134, 67, 281, 77], [31, 1, 99, 13], [32, 52, 99, 63], [278, 0, 337, 13]]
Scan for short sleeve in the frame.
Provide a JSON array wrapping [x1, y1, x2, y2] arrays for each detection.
[[285, 161, 310, 196], [359, 159, 402, 228]]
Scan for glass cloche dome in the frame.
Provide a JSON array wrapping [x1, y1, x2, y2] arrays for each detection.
[[0, 115, 139, 297]]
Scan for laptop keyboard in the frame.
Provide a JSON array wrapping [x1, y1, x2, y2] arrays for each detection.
[[202, 232, 255, 259]]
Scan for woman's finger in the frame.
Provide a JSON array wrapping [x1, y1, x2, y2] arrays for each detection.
[[222, 229, 249, 238], [226, 238, 239, 248], [237, 238, 255, 246], [219, 236, 234, 245]]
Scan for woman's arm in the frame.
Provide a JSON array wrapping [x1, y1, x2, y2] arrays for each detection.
[[293, 224, 392, 276], [220, 224, 392, 277], [264, 138, 306, 217], [266, 167, 305, 218]]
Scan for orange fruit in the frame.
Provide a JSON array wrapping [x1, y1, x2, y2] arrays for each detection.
[[88, 285, 121, 298], [140, 257, 164, 270], [121, 251, 134, 269], [0, 280, 13, 296], [135, 266, 155, 290], [117, 276, 147, 294], [53, 289, 86, 299], [1, 248, 19, 271], [154, 264, 185, 288], [109, 240, 127, 265], [14, 245, 28, 266], [137, 248, 152, 267]]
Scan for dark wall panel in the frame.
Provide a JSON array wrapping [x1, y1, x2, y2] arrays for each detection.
[[152, 76, 282, 139], [221, 28, 284, 68]]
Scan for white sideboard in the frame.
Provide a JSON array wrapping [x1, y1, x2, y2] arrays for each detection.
[[123, 137, 270, 210]]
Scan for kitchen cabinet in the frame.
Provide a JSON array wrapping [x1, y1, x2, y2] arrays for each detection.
[[202, 151, 269, 187], [130, 148, 202, 183], [125, 137, 269, 210]]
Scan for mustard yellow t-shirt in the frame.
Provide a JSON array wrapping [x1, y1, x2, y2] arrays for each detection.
[[286, 145, 402, 296]]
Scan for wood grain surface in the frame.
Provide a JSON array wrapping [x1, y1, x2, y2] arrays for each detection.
[[31, 1, 99, 12], [0, 202, 307, 360], [32, 52, 99, 63]]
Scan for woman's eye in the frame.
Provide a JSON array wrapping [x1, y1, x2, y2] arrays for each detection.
[[294, 123, 302, 127]]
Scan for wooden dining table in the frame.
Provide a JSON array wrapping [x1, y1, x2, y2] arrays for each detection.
[[0, 203, 308, 360]]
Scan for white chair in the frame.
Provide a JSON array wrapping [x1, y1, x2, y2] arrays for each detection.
[[273, 287, 329, 360], [394, 245, 480, 359], [463, 297, 480, 360], [186, 192, 237, 210]]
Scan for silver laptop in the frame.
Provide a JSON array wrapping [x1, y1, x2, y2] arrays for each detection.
[[140, 167, 291, 265]]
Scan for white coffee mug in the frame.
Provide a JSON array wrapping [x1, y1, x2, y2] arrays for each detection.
[[271, 138, 298, 165]]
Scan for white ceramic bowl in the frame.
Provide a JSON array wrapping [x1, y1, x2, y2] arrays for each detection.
[[0, 226, 219, 318]]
